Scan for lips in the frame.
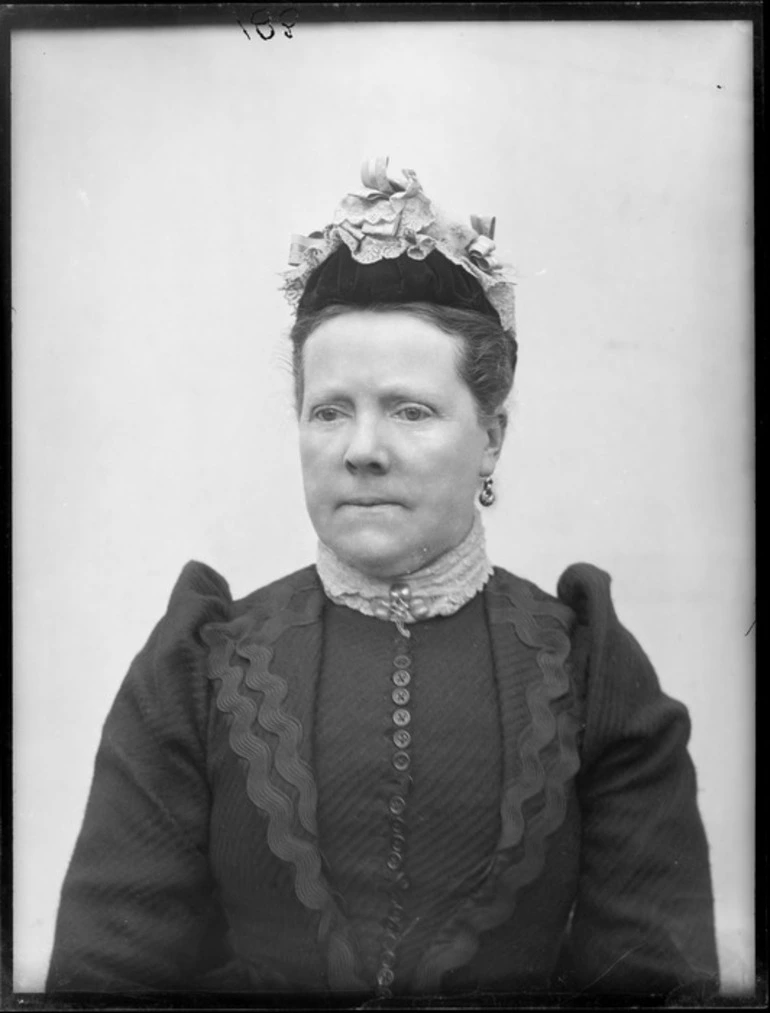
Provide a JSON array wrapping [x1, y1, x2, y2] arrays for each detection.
[[340, 497, 403, 507], [343, 499, 400, 506]]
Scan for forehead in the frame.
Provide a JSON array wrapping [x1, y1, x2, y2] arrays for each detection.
[[302, 311, 464, 393]]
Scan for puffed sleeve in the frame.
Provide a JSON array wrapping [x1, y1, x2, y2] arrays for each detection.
[[555, 563, 720, 1002], [46, 562, 239, 992]]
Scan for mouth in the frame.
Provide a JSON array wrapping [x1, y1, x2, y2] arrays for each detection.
[[341, 499, 402, 508]]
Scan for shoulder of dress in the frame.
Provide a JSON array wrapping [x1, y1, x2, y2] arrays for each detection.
[[490, 565, 556, 601], [135, 562, 321, 719], [490, 562, 618, 630], [159, 560, 233, 642], [489, 563, 620, 683], [488, 565, 574, 623], [233, 564, 320, 614], [555, 562, 615, 628], [168, 559, 233, 604], [555, 562, 667, 714], [157, 561, 319, 652], [491, 561, 612, 605], [166, 560, 319, 611], [554, 562, 651, 683]]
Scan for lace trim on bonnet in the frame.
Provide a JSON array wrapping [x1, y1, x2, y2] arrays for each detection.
[[281, 155, 516, 332]]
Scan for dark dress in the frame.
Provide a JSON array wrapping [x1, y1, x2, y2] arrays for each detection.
[[45, 560, 720, 1001]]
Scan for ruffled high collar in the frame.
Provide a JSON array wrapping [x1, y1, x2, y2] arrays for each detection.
[[316, 512, 493, 633]]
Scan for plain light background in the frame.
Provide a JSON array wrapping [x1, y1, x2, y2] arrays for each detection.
[[13, 19, 754, 994]]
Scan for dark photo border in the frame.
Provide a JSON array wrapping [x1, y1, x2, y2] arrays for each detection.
[[1, 3, 763, 1010]]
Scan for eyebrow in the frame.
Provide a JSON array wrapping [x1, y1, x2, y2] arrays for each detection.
[[305, 384, 444, 403]]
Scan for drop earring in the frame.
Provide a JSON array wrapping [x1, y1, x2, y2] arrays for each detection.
[[479, 476, 495, 507]]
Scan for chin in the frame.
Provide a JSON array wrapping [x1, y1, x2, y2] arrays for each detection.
[[331, 531, 414, 580], [337, 538, 450, 581]]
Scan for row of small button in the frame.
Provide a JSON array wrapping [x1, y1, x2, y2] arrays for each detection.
[[376, 631, 415, 997]]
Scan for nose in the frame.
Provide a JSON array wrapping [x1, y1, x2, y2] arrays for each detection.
[[343, 416, 390, 475]]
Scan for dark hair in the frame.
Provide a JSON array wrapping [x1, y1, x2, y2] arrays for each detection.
[[289, 302, 517, 428]]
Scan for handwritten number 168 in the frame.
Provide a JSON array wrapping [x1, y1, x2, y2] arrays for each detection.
[[238, 8, 298, 40]]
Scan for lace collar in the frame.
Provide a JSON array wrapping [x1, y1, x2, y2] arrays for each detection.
[[316, 511, 493, 634]]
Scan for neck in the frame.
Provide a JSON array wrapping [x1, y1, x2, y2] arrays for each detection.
[[316, 512, 493, 632]]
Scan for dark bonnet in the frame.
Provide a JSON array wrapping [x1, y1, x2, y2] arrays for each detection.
[[297, 245, 503, 324]]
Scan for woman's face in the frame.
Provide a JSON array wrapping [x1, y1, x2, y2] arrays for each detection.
[[299, 310, 504, 579]]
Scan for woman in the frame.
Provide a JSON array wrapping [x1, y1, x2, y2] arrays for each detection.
[[46, 157, 719, 1002]]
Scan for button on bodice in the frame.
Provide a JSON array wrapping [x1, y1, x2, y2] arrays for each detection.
[[314, 593, 502, 995]]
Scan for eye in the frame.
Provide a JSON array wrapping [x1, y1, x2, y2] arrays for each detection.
[[394, 405, 433, 422], [310, 406, 346, 423]]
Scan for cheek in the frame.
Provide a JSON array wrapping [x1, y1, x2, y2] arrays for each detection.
[[300, 428, 329, 465], [299, 432, 343, 514], [299, 436, 326, 491], [419, 431, 485, 487]]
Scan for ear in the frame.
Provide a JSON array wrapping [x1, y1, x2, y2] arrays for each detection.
[[480, 413, 506, 475]]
